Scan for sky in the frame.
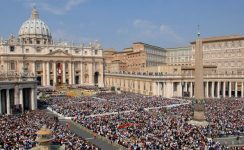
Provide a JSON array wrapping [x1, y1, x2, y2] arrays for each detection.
[[0, 0, 244, 50]]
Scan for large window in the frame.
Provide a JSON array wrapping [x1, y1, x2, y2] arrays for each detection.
[[9, 61, 16, 70], [10, 46, 15, 52]]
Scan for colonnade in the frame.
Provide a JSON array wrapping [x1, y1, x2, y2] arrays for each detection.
[[0, 87, 37, 115], [34, 61, 104, 87], [105, 75, 244, 98]]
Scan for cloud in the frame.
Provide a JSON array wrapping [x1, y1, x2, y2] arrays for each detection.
[[24, 0, 87, 15], [116, 19, 185, 48], [133, 19, 157, 30]]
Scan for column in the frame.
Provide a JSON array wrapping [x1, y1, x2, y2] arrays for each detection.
[[190, 82, 193, 97], [80, 62, 83, 84], [211, 81, 215, 98], [229, 82, 232, 97], [241, 82, 244, 98], [177, 82, 182, 97], [19, 88, 23, 112], [14, 86, 19, 105], [62, 62, 66, 84], [46, 62, 50, 86], [68, 62, 72, 84], [223, 81, 226, 98], [72, 62, 75, 84], [206, 82, 209, 98], [235, 82, 238, 97], [53, 62, 57, 85], [98, 63, 104, 87], [6, 89, 10, 115], [88, 63, 93, 85], [0, 90, 2, 114], [152, 82, 157, 95], [32, 61, 36, 76], [217, 81, 220, 98], [157, 82, 160, 96], [31, 88, 37, 110], [42, 62, 46, 86], [184, 82, 188, 93]]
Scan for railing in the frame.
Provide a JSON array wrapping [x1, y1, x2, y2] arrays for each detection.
[[105, 72, 244, 79], [0, 71, 36, 82]]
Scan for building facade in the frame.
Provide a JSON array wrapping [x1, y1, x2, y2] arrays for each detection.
[[0, 8, 104, 87], [104, 42, 167, 72], [105, 35, 244, 98]]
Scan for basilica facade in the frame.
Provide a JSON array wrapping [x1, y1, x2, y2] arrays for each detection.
[[0, 8, 104, 114]]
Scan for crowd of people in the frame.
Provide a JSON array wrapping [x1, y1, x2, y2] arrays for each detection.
[[47, 92, 186, 117], [1, 87, 243, 149], [68, 92, 244, 149], [0, 110, 100, 150]]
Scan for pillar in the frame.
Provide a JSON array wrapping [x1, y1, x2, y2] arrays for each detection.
[[223, 81, 226, 98], [46, 62, 50, 86], [152, 82, 157, 96], [80, 62, 83, 84], [235, 82, 238, 97], [72, 62, 75, 84], [229, 82, 232, 97], [241, 82, 244, 98], [98, 63, 104, 87], [42, 62, 46, 86], [190, 82, 193, 97], [19, 88, 23, 112], [6, 89, 10, 115], [184, 82, 188, 93], [88, 63, 93, 85], [53, 62, 57, 85], [62, 62, 66, 84], [211, 81, 215, 98], [31, 88, 37, 110], [206, 81, 209, 98], [14, 86, 19, 105], [68, 62, 72, 84], [157, 82, 160, 96], [32, 61, 36, 76], [217, 81, 220, 98], [177, 82, 182, 97]]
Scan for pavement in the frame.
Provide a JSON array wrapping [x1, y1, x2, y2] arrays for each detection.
[[213, 136, 244, 147], [45, 110, 118, 150]]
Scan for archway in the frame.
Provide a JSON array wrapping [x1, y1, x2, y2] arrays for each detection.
[[9, 89, 15, 113], [36, 76, 42, 86], [23, 88, 31, 111], [0, 90, 7, 114], [94, 72, 99, 86]]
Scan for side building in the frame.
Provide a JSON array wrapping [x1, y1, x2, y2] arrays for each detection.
[[105, 35, 244, 98]]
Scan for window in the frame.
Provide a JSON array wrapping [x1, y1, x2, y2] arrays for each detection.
[[25, 49, 29, 53], [10, 46, 15, 52], [65, 50, 68, 53], [10, 61, 16, 70], [37, 40, 40, 44], [95, 50, 98, 55], [50, 49, 52, 53], [75, 50, 79, 54]]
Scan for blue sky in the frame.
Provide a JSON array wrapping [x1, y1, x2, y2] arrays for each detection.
[[0, 0, 244, 50]]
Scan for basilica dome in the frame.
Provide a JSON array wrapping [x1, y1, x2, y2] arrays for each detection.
[[18, 8, 52, 45]]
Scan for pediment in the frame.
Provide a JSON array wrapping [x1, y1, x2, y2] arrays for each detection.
[[47, 50, 72, 56]]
